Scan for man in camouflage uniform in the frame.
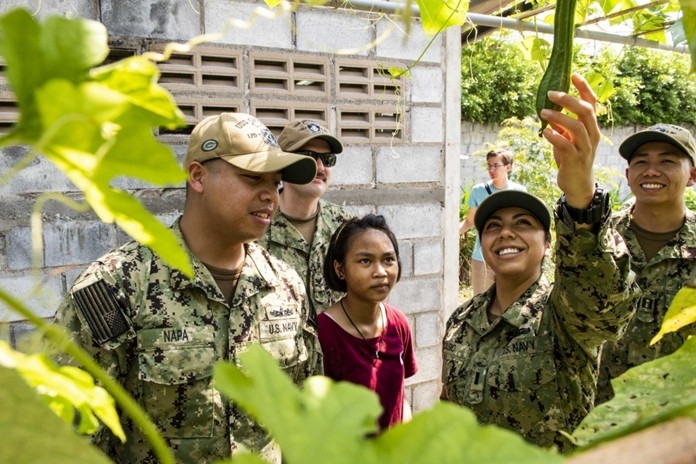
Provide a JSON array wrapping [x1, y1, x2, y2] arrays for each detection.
[[441, 75, 639, 452], [52, 113, 321, 463], [596, 124, 696, 404], [258, 120, 352, 321]]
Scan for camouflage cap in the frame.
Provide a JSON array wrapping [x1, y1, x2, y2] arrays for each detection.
[[184, 113, 317, 184], [278, 120, 343, 154], [619, 124, 696, 165], [474, 190, 551, 234]]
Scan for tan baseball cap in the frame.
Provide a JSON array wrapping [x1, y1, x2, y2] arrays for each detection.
[[277, 119, 343, 153], [183, 113, 317, 184], [619, 124, 696, 165]]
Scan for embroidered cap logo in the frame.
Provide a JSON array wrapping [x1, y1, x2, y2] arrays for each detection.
[[306, 122, 322, 133], [201, 139, 218, 152]]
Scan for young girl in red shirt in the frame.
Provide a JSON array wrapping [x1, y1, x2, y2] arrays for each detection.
[[319, 214, 418, 431]]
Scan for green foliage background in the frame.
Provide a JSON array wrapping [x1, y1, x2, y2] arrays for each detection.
[[2, 3, 696, 463], [461, 37, 542, 124], [461, 34, 696, 127], [605, 47, 696, 126]]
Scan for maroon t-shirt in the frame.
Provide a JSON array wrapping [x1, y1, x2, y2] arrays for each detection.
[[318, 303, 418, 430]]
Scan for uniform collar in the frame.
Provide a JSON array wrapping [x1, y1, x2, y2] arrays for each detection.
[[168, 218, 278, 300], [614, 207, 696, 264], [267, 201, 325, 249], [466, 275, 550, 335]]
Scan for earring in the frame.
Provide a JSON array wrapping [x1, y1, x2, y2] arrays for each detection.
[[337, 273, 345, 279]]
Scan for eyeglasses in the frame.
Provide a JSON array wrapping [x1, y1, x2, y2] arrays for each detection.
[[295, 150, 337, 167], [486, 163, 505, 170]]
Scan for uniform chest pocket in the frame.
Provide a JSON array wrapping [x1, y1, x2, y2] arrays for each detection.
[[489, 337, 557, 392], [139, 343, 215, 383], [253, 317, 308, 372], [254, 296, 311, 378], [441, 341, 472, 380], [138, 328, 216, 438], [441, 341, 478, 404]]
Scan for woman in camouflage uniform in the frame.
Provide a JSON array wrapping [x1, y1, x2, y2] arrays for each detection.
[[441, 74, 640, 452]]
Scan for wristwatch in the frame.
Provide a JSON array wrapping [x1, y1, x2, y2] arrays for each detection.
[[557, 185, 610, 229]]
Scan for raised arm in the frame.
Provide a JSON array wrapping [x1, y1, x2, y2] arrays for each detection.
[[541, 73, 639, 349], [540, 73, 600, 231]]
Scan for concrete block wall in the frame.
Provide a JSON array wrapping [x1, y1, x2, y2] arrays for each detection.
[[0, 1, 462, 413]]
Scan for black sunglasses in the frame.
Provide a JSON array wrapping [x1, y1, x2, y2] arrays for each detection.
[[294, 150, 337, 167]]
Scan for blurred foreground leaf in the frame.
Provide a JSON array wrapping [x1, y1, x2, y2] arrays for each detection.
[[682, 0, 696, 72], [0, 366, 112, 464], [214, 345, 563, 464], [0, 8, 191, 276], [651, 285, 696, 345], [0, 340, 124, 441], [416, 0, 468, 35], [573, 336, 696, 448]]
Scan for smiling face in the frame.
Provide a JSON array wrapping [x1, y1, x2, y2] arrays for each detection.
[[193, 159, 282, 243], [334, 228, 399, 304], [480, 207, 549, 282], [282, 138, 333, 199], [626, 141, 696, 208]]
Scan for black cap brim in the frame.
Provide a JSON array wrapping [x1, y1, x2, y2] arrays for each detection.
[[474, 190, 551, 233], [280, 157, 318, 184]]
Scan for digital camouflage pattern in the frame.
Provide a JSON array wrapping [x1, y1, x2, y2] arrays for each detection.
[[258, 199, 352, 320], [52, 219, 321, 464], [596, 207, 696, 403], [442, 216, 639, 452]]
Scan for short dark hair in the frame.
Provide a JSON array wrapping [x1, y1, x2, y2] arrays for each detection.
[[324, 214, 402, 292]]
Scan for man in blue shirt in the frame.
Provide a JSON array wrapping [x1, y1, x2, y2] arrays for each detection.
[[459, 149, 526, 294]]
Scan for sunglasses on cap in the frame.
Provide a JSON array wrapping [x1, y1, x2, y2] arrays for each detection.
[[294, 150, 337, 167]]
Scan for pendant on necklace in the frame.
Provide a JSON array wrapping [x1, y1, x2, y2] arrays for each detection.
[[340, 298, 385, 364]]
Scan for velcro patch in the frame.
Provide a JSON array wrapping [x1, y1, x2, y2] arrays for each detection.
[[259, 318, 300, 340], [73, 280, 131, 345]]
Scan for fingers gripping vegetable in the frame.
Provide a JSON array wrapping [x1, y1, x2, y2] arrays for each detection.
[[536, 0, 577, 133]]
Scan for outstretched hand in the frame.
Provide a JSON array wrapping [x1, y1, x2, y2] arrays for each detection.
[[540, 73, 600, 209]]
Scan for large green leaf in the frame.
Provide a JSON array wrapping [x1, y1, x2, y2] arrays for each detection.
[[41, 14, 109, 83], [0, 9, 192, 276], [0, 341, 124, 441], [214, 350, 381, 463], [651, 285, 696, 345], [681, 0, 696, 71], [584, 68, 616, 104], [214, 345, 563, 464], [0, 9, 107, 139], [90, 56, 187, 128], [0, 9, 50, 137], [377, 402, 563, 463], [0, 366, 113, 464], [572, 335, 696, 448], [416, 0, 468, 35]]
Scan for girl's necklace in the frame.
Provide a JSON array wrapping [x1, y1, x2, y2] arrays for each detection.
[[340, 299, 385, 360]]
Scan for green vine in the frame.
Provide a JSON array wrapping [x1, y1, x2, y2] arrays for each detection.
[[0, 289, 175, 464], [461, 33, 696, 127]]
